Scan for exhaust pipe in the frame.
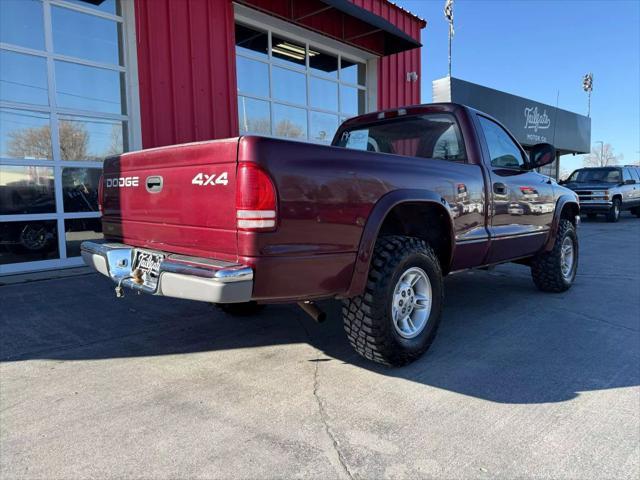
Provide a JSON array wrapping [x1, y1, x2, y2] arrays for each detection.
[[298, 301, 326, 323]]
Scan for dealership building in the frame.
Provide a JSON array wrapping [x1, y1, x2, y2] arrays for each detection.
[[0, 0, 425, 274]]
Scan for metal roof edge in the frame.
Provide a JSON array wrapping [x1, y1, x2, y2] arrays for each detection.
[[383, 0, 428, 27]]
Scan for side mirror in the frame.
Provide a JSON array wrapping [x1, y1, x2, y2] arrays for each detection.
[[558, 179, 567, 185], [624, 179, 636, 185], [528, 143, 556, 169]]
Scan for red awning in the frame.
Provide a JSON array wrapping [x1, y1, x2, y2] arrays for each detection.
[[236, 0, 424, 56]]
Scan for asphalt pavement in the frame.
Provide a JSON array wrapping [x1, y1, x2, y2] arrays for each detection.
[[1, 214, 639, 479]]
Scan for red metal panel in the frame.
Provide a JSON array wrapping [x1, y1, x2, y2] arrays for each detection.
[[349, 0, 424, 110], [135, 0, 238, 148], [134, 0, 424, 148]]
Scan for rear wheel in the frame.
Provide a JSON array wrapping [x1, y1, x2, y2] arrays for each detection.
[[217, 301, 265, 316], [606, 198, 621, 222], [342, 236, 444, 366], [531, 219, 578, 292]]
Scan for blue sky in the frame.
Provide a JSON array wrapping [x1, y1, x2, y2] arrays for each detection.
[[395, 0, 640, 172]]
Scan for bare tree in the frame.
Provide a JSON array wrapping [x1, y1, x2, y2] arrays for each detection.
[[7, 126, 53, 160], [275, 119, 303, 139], [583, 143, 623, 167], [7, 122, 89, 161], [106, 124, 124, 157], [58, 121, 89, 160], [559, 166, 572, 181]]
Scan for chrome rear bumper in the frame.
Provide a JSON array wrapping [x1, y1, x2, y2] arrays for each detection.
[[81, 240, 253, 303]]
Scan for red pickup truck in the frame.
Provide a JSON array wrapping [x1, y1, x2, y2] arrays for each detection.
[[82, 103, 580, 366]]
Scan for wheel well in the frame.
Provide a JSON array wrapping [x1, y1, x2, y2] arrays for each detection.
[[561, 202, 579, 226], [378, 202, 453, 274], [612, 194, 622, 202]]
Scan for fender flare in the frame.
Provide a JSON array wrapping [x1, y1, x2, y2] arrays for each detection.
[[345, 189, 456, 297], [544, 195, 580, 251]]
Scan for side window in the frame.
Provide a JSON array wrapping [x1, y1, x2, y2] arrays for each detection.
[[431, 120, 466, 162], [622, 168, 632, 182], [631, 168, 640, 182], [478, 116, 526, 169]]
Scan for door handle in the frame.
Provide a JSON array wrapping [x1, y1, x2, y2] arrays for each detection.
[[493, 182, 507, 195]]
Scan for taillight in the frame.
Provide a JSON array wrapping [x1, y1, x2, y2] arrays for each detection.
[[236, 163, 277, 231], [98, 174, 104, 214]]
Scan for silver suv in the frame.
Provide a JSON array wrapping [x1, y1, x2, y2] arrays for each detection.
[[561, 165, 640, 222]]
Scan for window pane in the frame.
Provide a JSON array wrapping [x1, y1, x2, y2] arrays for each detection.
[[478, 116, 525, 168], [340, 86, 365, 116], [235, 24, 268, 59], [272, 35, 306, 68], [310, 77, 338, 111], [65, 218, 103, 257], [272, 67, 306, 105], [310, 50, 337, 78], [432, 123, 466, 162], [0, 165, 55, 214], [52, 6, 122, 65], [273, 104, 307, 140], [55, 61, 125, 114], [335, 114, 466, 162], [310, 111, 338, 144], [238, 96, 270, 135], [0, 109, 52, 160], [0, 0, 45, 50], [0, 50, 48, 105], [236, 56, 269, 98], [341, 59, 366, 85], [0, 220, 59, 265], [58, 116, 126, 161], [65, 0, 120, 16], [62, 167, 101, 212]]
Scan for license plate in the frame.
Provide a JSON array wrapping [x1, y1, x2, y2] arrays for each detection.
[[133, 249, 165, 287]]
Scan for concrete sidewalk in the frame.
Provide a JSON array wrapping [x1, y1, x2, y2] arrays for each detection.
[[1, 215, 639, 479]]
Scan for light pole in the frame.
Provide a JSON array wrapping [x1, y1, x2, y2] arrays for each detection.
[[582, 73, 593, 117], [595, 140, 604, 165], [444, 0, 454, 77]]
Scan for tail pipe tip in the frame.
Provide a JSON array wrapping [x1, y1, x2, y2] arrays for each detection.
[[298, 301, 326, 323]]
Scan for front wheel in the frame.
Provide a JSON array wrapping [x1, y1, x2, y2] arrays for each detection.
[[342, 236, 444, 366], [531, 219, 578, 292], [606, 198, 621, 222]]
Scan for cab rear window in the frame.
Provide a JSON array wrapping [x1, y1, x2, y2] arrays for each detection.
[[335, 114, 467, 163]]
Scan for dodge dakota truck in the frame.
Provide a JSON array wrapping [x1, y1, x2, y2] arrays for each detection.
[[82, 103, 580, 366]]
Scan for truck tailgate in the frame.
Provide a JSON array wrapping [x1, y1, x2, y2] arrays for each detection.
[[101, 139, 239, 260]]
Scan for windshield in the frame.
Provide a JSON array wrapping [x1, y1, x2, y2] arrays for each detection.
[[568, 168, 621, 184], [334, 113, 467, 162]]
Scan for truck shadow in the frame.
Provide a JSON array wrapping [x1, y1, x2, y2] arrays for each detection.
[[2, 261, 638, 405]]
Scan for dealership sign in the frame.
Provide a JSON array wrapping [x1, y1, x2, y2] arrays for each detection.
[[524, 107, 551, 132], [433, 76, 591, 153]]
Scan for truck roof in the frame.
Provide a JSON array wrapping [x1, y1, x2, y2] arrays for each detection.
[[340, 103, 466, 130]]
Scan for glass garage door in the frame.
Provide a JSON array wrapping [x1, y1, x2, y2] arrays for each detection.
[[235, 22, 369, 144], [0, 0, 132, 274]]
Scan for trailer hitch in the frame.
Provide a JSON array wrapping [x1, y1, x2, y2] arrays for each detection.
[[114, 269, 144, 298]]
